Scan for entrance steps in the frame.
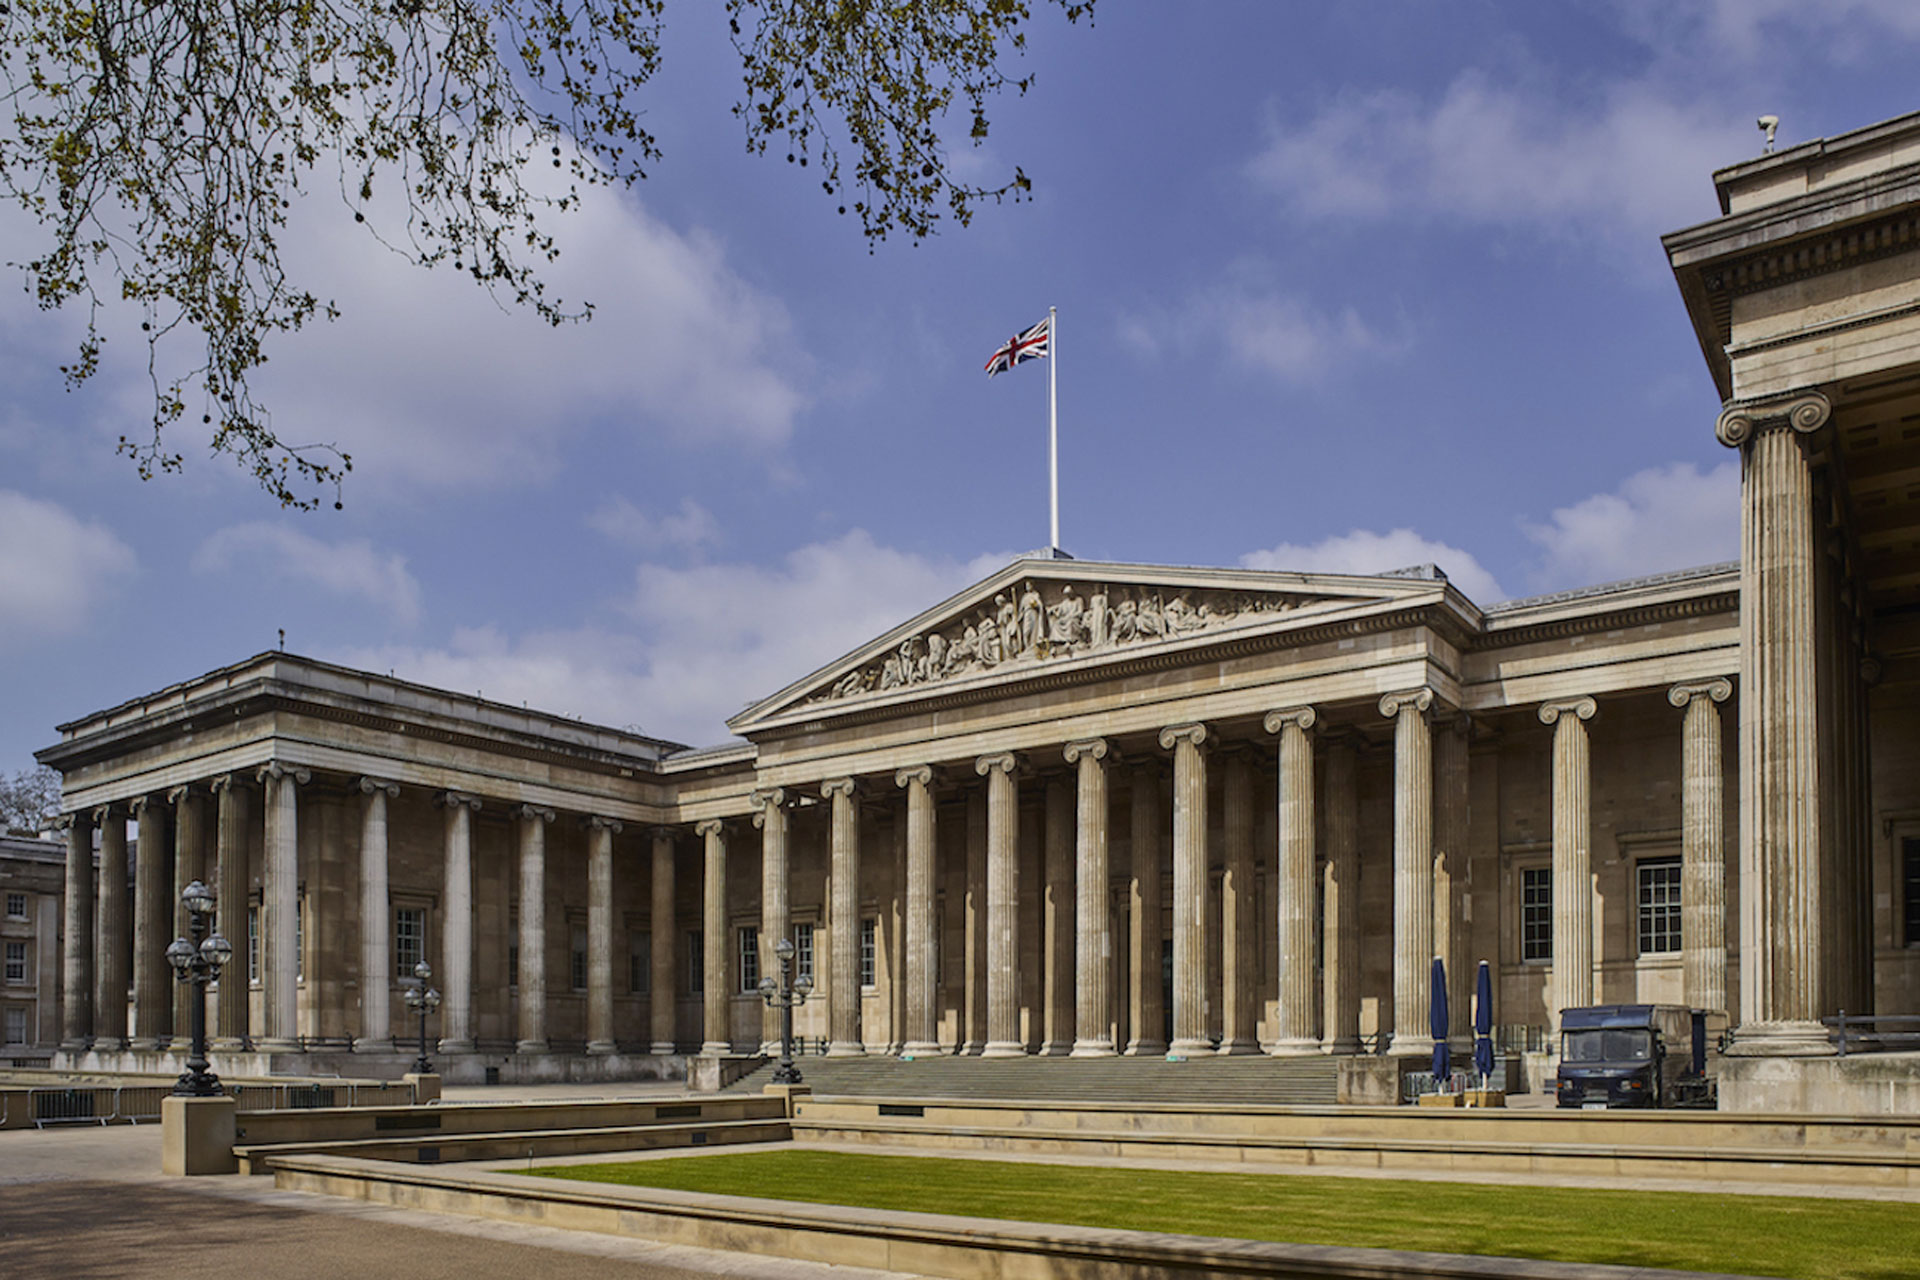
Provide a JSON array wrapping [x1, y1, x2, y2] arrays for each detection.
[[726, 1052, 1342, 1106]]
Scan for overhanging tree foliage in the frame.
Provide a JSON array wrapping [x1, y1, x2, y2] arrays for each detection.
[[0, 0, 1093, 508]]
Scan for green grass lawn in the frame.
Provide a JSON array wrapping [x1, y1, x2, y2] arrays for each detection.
[[524, 1149, 1920, 1279]]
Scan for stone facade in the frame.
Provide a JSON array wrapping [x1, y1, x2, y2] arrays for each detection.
[[0, 834, 69, 1057]]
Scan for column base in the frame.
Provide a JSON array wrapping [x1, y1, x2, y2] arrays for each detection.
[[1040, 1040, 1072, 1057], [59, 1037, 93, 1052], [586, 1040, 617, 1056], [353, 1038, 396, 1054], [1069, 1039, 1116, 1057], [126, 1036, 160, 1052], [825, 1040, 867, 1058], [1321, 1037, 1362, 1055], [254, 1037, 301, 1053], [1267, 1037, 1322, 1057], [981, 1040, 1026, 1058], [1168, 1036, 1212, 1056], [516, 1039, 550, 1055], [437, 1038, 475, 1054], [1218, 1038, 1261, 1056], [210, 1037, 250, 1052], [901, 1040, 942, 1056], [1387, 1034, 1435, 1058], [649, 1041, 677, 1056], [699, 1041, 732, 1057], [1125, 1039, 1167, 1056], [1726, 1020, 1835, 1057], [961, 1040, 986, 1056]]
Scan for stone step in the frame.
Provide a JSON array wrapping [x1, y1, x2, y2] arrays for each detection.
[[727, 1053, 1341, 1106]]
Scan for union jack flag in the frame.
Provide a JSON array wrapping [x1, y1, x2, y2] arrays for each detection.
[[984, 316, 1051, 377]]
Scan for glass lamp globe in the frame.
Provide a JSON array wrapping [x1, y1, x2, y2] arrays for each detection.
[[774, 938, 795, 961], [182, 879, 216, 917], [758, 975, 778, 998], [165, 937, 196, 974], [203, 933, 234, 969], [414, 960, 432, 982], [424, 988, 441, 1010], [792, 973, 814, 998]]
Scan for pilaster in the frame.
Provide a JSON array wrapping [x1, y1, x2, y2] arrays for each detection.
[[1265, 707, 1319, 1055], [1671, 679, 1732, 1017], [977, 752, 1024, 1057], [437, 790, 480, 1054], [1540, 696, 1597, 1035], [585, 815, 622, 1054], [823, 778, 865, 1056], [1160, 722, 1211, 1056], [696, 818, 731, 1056], [1065, 739, 1116, 1057], [128, 794, 169, 1051], [256, 764, 310, 1053], [210, 776, 250, 1050], [895, 767, 941, 1055], [752, 789, 790, 1055], [1380, 688, 1435, 1057], [355, 778, 400, 1052]]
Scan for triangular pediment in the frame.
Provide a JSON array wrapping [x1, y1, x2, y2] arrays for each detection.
[[729, 557, 1461, 734]]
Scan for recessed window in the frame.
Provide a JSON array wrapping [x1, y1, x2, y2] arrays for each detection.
[[1904, 838, 1920, 946], [395, 907, 426, 979], [738, 926, 760, 993], [686, 930, 704, 995], [5, 892, 25, 921], [794, 922, 815, 983], [1521, 867, 1552, 963], [4, 941, 25, 984], [2, 1007, 24, 1045], [247, 905, 260, 986], [629, 930, 650, 994], [859, 917, 877, 989], [570, 925, 588, 992], [1637, 857, 1683, 955]]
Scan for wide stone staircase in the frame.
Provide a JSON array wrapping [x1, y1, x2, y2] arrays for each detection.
[[725, 1052, 1341, 1106]]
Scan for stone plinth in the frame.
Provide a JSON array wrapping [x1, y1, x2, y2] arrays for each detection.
[[404, 1072, 442, 1105], [161, 1094, 237, 1176]]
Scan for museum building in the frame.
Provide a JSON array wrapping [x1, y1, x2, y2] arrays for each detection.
[[31, 111, 1920, 1102]]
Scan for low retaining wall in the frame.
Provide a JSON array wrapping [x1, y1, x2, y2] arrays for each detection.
[[52, 1047, 688, 1086], [271, 1153, 1765, 1280]]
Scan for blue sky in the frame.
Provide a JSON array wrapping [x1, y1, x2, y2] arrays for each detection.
[[6, 0, 1920, 769]]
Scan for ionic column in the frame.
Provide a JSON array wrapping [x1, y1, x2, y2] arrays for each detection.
[[1719, 392, 1832, 1053], [515, 804, 556, 1054], [1672, 679, 1732, 1016], [1159, 722, 1211, 1056], [211, 776, 251, 1050], [963, 787, 988, 1053], [128, 794, 169, 1051], [168, 785, 207, 1041], [60, 811, 95, 1049], [1540, 697, 1597, 1035], [256, 764, 310, 1053], [649, 831, 677, 1054], [823, 778, 865, 1056], [976, 753, 1024, 1057], [586, 815, 623, 1054], [1065, 739, 1115, 1057], [356, 779, 400, 1051], [895, 767, 940, 1055], [695, 818, 730, 1055], [1434, 715, 1471, 1051], [1265, 707, 1319, 1055], [1220, 748, 1259, 1055], [1126, 763, 1166, 1055], [437, 791, 480, 1054], [93, 805, 130, 1051], [1042, 773, 1074, 1055], [1321, 735, 1361, 1054], [752, 790, 789, 1054], [1379, 689, 1435, 1058]]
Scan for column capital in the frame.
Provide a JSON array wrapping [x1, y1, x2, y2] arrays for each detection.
[[894, 764, 934, 789], [695, 818, 727, 838], [1062, 738, 1113, 765], [1263, 706, 1317, 735], [750, 788, 787, 829], [257, 761, 311, 786], [53, 811, 81, 832], [974, 752, 1019, 778], [1538, 696, 1597, 726], [585, 814, 624, 833], [437, 790, 481, 812], [1377, 687, 1434, 719], [1158, 722, 1207, 751], [91, 802, 122, 824], [1668, 678, 1733, 709], [1715, 389, 1832, 448], [515, 803, 556, 824], [209, 773, 238, 795], [357, 776, 401, 799], [165, 782, 200, 805], [820, 776, 859, 801], [128, 793, 161, 816]]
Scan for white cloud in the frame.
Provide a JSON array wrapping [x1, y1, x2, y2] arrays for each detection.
[[194, 522, 423, 625], [1248, 72, 1751, 246], [335, 531, 1013, 745], [1241, 528, 1506, 604], [1522, 460, 1738, 591], [1122, 280, 1399, 383], [0, 491, 136, 651], [588, 496, 721, 554]]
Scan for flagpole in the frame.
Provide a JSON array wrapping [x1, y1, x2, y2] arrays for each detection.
[[1048, 305, 1059, 552]]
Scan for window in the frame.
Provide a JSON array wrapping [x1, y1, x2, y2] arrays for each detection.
[[738, 926, 760, 993], [2, 1007, 23, 1045], [247, 905, 260, 985], [1905, 837, 1920, 946], [570, 925, 588, 992], [5, 892, 24, 920], [3, 942, 24, 984], [1637, 857, 1683, 955], [629, 930, 650, 994], [508, 941, 520, 989], [794, 922, 815, 983], [295, 895, 305, 983], [686, 930, 704, 994], [1521, 867, 1552, 963], [395, 907, 426, 979], [859, 917, 876, 989]]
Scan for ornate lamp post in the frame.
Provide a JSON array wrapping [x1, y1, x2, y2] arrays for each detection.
[[756, 936, 813, 1085], [165, 880, 233, 1097], [403, 960, 441, 1074]]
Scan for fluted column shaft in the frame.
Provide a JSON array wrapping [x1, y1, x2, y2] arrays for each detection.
[[1381, 690, 1435, 1057], [1434, 716, 1471, 1049], [514, 805, 555, 1053], [823, 778, 864, 1056], [1720, 393, 1832, 1052], [1542, 697, 1596, 1035], [1673, 680, 1732, 1015], [93, 807, 130, 1050], [1042, 775, 1074, 1055], [649, 832, 677, 1054], [753, 791, 789, 1052], [696, 819, 730, 1055], [978, 754, 1023, 1056], [1127, 764, 1166, 1054], [129, 795, 169, 1050], [258, 765, 308, 1053], [212, 778, 250, 1049], [1322, 738, 1361, 1053], [896, 768, 940, 1054], [60, 813, 95, 1048], [357, 780, 399, 1050], [586, 816, 622, 1054], [439, 792, 479, 1053], [1066, 740, 1114, 1056], [1266, 708, 1318, 1055], [169, 785, 207, 1040], [963, 789, 988, 1053], [1161, 723, 1211, 1055]]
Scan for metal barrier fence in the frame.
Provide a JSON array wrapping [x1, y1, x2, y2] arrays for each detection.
[[9, 1079, 416, 1128], [1824, 1012, 1920, 1056], [1401, 1065, 1511, 1102]]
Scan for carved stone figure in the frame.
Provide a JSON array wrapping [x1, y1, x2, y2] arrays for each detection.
[[899, 637, 920, 685], [994, 594, 1015, 648], [1049, 585, 1083, 647], [1089, 585, 1110, 650], [1018, 583, 1044, 655], [1138, 594, 1165, 638], [926, 632, 947, 678], [979, 615, 1003, 667], [880, 652, 906, 690], [951, 625, 979, 673], [1112, 598, 1138, 645]]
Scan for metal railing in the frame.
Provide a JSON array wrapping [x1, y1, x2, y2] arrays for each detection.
[[8, 1079, 417, 1128], [1824, 1012, 1920, 1057], [1401, 1064, 1511, 1102]]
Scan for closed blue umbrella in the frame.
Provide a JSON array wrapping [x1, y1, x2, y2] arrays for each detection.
[[1473, 959, 1495, 1085], [1430, 956, 1450, 1084]]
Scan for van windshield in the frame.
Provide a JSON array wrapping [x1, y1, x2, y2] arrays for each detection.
[[1561, 1027, 1652, 1064]]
